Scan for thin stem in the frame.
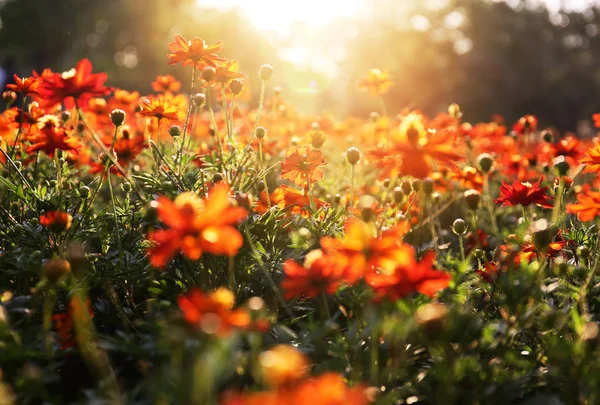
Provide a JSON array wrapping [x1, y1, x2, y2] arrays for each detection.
[[107, 169, 122, 258], [221, 85, 233, 145], [484, 173, 499, 234], [350, 164, 355, 206], [306, 175, 315, 212], [249, 80, 267, 145], [206, 88, 224, 171], [551, 177, 565, 225], [458, 235, 466, 263], [259, 139, 271, 209], [177, 64, 197, 176]]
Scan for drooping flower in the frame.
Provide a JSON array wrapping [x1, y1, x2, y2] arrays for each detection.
[[280, 145, 326, 187], [566, 190, 600, 222], [366, 250, 451, 302], [151, 75, 182, 93], [178, 287, 251, 335], [357, 68, 393, 96], [38, 59, 111, 109], [167, 35, 226, 68], [147, 185, 248, 268], [494, 178, 553, 208]]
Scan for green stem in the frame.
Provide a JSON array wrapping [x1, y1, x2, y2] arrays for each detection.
[[259, 139, 271, 209], [484, 173, 499, 234], [177, 64, 197, 176], [551, 177, 565, 225], [206, 88, 224, 172], [107, 169, 122, 259]]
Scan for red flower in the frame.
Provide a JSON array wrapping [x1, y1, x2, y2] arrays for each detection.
[[26, 125, 80, 158], [40, 211, 73, 233], [167, 35, 226, 68], [512, 115, 537, 134], [38, 59, 111, 109], [366, 250, 451, 302], [581, 142, 600, 174], [6, 74, 41, 96], [147, 185, 248, 268], [178, 287, 250, 335], [494, 178, 553, 208], [282, 250, 352, 299]]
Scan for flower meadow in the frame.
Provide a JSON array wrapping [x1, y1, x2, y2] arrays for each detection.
[[3, 36, 600, 405]]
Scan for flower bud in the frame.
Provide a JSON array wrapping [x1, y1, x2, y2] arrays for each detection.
[[2, 90, 16, 104], [257, 180, 265, 192], [168, 125, 181, 137], [401, 180, 412, 195], [346, 147, 361, 165], [369, 111, 380, 122], [61, 110, 71, 123], [531, 218, 551, 251], [213, 173, 224, 183], [234, 191, 252, 210], [474, 249, 485, 259], [553, 156, 569, 176], [255, 126, 267, 139], [202, 66, 216, 82], [464, 189, 481, 211], [308, 130, 326, 149], [334, 194, 341, 204], [542, 130, 554, 143], [110, 109, 126, 127], [259, 64, 274, 81], [80, 185, 91, 198], [578, 246, 591, 259], [121, 182, 132, 193], [411, 179, 423, 192], [477, 153, 495, 173], [193, 92, 206, 106], [448, 103, 461, 119], [382, 178, 391, 188], [452, 218, 467, 236], [43, 258, 71, 283], [393, 187, 404, 203], [228, 79, 244, 95], [423, 178, 435, 195]]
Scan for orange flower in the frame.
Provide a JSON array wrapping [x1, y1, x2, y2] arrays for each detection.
[[202, 59, 247, 86], [6, 74, 41, 96], [448, 166, 484, 191], [52, 297, 94, 350], [280, 145, 326, 187], [40, 211, 73, 233], [38, 59, 111, 109], [167, 35, 226, 68], [357, 68, 393, 96], [320, 220, 411, 281], [110, 89, 140, 112], [368, 112, 462, 179], [26, 125, 80, 158], [566, 190, 600, 222], [494, 178, 553, 208], [138, 94, 182, 123], [178, 287, 250, 335], [151, 75, 182, 93], [282, 250, 351, 298], [366, 250, 451, 302], [147, 185, 248, 268], [593, 113, 600, 128], [222, 373, 370, 405], [581, 142, 600, 173], [259, 345, 310, 387]]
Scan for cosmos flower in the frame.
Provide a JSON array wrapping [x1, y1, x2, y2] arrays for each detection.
[[147, 185, 248, 268], [151, 75, 182, 93], [26, 125, 80, 158], [366, 250, 451, 302], [167, 35, 226, 68], [178, 287, 251, 335], [280, 145, 326, 187], [566, 190, 600, 222], [581, 142, 600, 174], [282, 250, 352, 298], [494, 178, 553, 208], [6, 74, 41, 96], [38, 59, 111, 109], [357, 68, 393, 96]]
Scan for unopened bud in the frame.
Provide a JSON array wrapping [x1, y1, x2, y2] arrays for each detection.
[[193, 93, 206, 106], [110, 109, 126, 127], [43, 258, 71, 283], [168, 125, 181, 137], [259, 64, 273, 81], [255, 126, 267, 139], [346, 147, 361, 165], [464, 189, 481, 211], [228, 79, 244, 95], [452, 218, 467, 236], [477, 153, 495, 173], [202, 66, 216, 82]]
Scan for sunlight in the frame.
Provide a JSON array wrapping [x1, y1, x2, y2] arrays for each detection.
[[196, 0, 364, 36]]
